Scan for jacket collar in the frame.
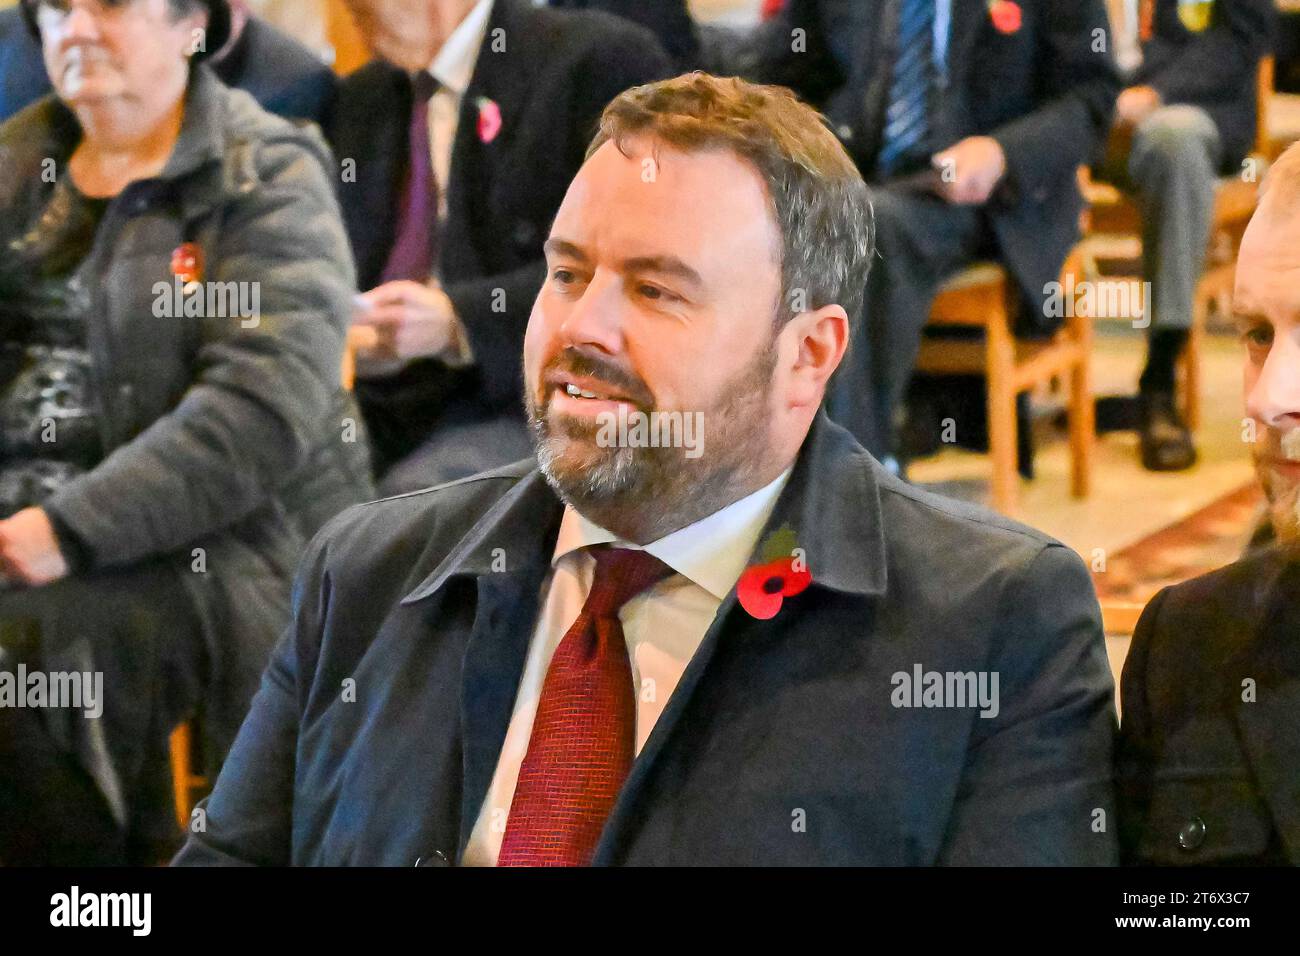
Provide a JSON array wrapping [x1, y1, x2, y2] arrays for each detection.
[[401, 410, 889, 605]]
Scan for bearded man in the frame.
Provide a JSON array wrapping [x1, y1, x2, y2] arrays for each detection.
[[1118, 143, 1300, 867], [175, 74, 1116, 867]]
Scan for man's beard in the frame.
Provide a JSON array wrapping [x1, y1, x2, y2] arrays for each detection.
[[527, 342, 778, 541], [1256, 427, 1300, 552]]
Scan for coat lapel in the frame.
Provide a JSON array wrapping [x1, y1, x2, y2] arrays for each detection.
[[593, 413, 890, 863], [399, 468, 563, 861], [946, 0, 991, 86], [1233, 558, 1300, 862]]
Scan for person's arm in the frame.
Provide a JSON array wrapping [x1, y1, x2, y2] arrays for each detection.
[[937, 543, 1119, 865], [989, 0, 1120, 202], [1145, 0, 1275, 106], [1115, 585, 1167, 865], [42, 134, 355, 570], [171, 518, 340, 866]]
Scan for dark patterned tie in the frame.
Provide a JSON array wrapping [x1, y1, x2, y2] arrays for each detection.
[[878, 0, 935, 178], [497, 546, 674, 866], [379, 70, 441, 283]]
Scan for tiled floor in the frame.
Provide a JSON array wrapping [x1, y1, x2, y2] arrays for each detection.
[[909, 323, 1260, 561]]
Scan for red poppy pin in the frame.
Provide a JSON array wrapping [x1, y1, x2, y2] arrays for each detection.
[[170, 242, 203, 285], [476, 97, 502, 144], [988, 0, 1022, 35], [736, 525, 812, 620]]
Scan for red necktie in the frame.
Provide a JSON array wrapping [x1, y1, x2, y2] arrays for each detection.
[[497, 546, 673, 866], [380, 70, 441, 283]]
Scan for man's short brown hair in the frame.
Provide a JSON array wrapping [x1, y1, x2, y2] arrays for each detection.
[[586, 72, 875, 325]]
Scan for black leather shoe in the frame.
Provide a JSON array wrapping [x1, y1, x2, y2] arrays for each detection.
[[1139, 391, 1197, 472]]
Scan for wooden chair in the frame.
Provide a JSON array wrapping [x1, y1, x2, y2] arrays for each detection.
[[1085, 56, 1275, 432], [916, 251, 1094, 515], [170, 332, 364, 828]]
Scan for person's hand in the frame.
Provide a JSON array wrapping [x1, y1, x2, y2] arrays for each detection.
[[351, 280, 459, 365], [1115, 85, 1163, 129], [931, 136, 1008, 206], [0, 508, 69, 587]]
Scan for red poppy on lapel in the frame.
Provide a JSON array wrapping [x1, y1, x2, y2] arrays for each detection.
[[476, 97, 502, 144], [170, 242, 203, 285], [736, 525, 812, 620], [988, 0, 1022, 35]]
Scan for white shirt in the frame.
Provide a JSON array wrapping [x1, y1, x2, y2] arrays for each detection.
[[424, 0, 494, 228], [461, 468, 792, 866]]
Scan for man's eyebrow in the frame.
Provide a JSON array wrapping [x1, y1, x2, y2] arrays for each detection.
[[1231, 307, 1271, 328], [541, 241, 705, 290], [543, 237, 589, 262], [619, 255, 704, 289]]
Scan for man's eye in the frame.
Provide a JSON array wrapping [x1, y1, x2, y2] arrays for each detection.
[[1242, 326, 1273, 349], [551, 268, 576, 284], [638, 284, 676, 302]]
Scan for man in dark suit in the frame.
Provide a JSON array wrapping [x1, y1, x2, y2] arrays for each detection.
[[547, 0, 699, 68], [1096, 0, 1274, 473], [1118, 144, 1300, 866], [0, 0, 336, 125], [330, 0, 670, 492], [175, 73, 1116, 867], [738, 0, 1119, 465]]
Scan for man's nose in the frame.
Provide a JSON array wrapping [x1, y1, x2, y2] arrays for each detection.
[[60, 7, 102, 44], [557, 270, 625, 355], [1247, 327, 1300, 429]]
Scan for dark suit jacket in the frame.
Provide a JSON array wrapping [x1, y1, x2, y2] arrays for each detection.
[[329, 0, 671, 459], [741, 0, 1119, 336], [0, 8, 336, 127], [549, 0, 700, 68], [1135, 0, 1275, 171], [174, 414, 1117, 866], [1118, 548, 1300, 865]]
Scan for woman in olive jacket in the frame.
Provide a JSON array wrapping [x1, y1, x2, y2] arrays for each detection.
[[0, 0, 371, 863]]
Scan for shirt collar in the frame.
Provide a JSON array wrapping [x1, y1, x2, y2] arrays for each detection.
[[551, 469, 793, 601], [426, 0, 495, 97]]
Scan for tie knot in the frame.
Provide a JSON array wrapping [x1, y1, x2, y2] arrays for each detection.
[[583, 546, 673, 619], [411, 70, 439, 103]]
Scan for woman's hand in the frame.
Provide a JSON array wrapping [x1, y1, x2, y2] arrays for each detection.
[[0, 508, 70, 587]]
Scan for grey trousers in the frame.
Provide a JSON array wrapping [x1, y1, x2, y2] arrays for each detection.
[[828, 187, 993, 457], [1099, 104, 1223, 332]]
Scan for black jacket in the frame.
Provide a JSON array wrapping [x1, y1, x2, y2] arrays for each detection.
[[0, 7, 336, 127], [1135, 0, 1275, 170], [174, 413, 1117, 866], [739, 0, 1120, 336], [1118, 548, 1300, 865], [329, 0, 671, 442], [548, 0, 700, 68]]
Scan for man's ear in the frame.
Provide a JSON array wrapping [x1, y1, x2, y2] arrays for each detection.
[[778, 303, 849, 411]]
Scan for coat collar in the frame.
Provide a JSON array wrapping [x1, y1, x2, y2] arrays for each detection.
[[401, 410, 889, 606]]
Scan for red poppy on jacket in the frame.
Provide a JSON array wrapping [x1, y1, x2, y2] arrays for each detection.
[[737, 555, 812, 620], [988, 0, 1022, 34], [477, 98, 502, 144], [171, 242, 204, 284]]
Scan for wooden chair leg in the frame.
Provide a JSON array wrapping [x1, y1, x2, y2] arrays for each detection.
[[1183, 298, 1204, 433], [986, 307, 1019, 514], [170, 722, 192, 830]]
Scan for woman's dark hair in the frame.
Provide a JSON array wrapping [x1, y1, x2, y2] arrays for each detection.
[[19, 0, 231, 61]]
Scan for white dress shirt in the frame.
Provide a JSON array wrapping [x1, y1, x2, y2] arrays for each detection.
[[461, 468, 792, 866], [425, 0, 494, 228]]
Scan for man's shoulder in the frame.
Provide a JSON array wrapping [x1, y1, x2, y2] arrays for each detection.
[[1138, 547, 1289, 650], [877, 469, 1067, 570], [305, 459, 536, 578]]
